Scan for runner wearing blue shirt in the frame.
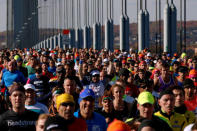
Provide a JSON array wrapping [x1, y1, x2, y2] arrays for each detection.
[[48, 60, 56, 73], [1, 61, 26, 88], [74, 88, 107, 131]]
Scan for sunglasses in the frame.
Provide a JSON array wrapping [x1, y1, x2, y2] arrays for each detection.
[[140, 85, 148, 89], [61, 102, 75, 107], [103, 97, 112, 101], [92, 74, 99, 77]]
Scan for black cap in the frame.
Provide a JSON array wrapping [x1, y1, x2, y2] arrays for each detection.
[[35, 68, 42, 74], [88, 60, 93, 65], [119, 68, 130, 76], [178, 66, 188, 73], [44, 116, 67, 131], [183, 79, 195, 88], [16, 58, 23, 62], [56, 67, 63, 72], [138, 119, 157, 131]]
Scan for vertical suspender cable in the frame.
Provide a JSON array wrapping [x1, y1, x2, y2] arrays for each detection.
[[72, 0, 74, 29], [79, 0, 81, 28], [84, 0, 86, 26], [155, 0, 158, 54], [101, 0, 103, 47], [52, 0, 54, 35], [87, 0, 89, 26], [137, 0, 138, 51], [184, 0, 186, 52], [54, 0, 56, 34], [180, 0, 182, 53], [66, 0, 68, 29], [159, 0, 161, 54]]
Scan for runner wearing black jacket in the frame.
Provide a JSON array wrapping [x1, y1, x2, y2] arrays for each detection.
[[0, 83, 39, 131]]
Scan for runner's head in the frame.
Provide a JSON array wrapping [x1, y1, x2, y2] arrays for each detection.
[[137, 91, 154, 119], [9, 82, 26, 112], [171, 86, 185, 107], [56, 93, 75, 120], [158, 89, 175, 115], [78, 88, 95, 119]]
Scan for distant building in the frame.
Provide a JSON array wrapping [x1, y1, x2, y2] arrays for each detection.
[[7, 0, 38, 48]]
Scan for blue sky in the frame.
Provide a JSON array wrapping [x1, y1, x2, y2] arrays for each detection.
[[0, 0, 197, 31]]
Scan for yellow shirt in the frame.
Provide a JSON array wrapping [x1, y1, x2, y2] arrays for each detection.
[[154, 111, 187, 131], [183, 110, 195, 124]]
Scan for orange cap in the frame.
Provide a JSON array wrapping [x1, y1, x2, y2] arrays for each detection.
[[174, 53, 178, 57], [152, 69, 160, 75], [189, 69, 197, 78], [139, 54, 144, 58], [139, 61, 146, 65], [122, 60, 126, 64], [107, 119, 131, 131], [115, 49, 119, 53]]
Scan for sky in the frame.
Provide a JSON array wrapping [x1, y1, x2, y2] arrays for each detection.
[[0, 0, 6, 31], [0, 0, 197, 31]]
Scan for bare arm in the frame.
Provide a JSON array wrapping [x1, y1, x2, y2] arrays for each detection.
[[153, 76, 160, 91], [107, 61, 114, 75], [0, 71, 3, 81], [78, 62, 84, 81]]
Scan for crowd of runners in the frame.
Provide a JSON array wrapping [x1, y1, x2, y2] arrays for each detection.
[[0, 47, 196, 131]]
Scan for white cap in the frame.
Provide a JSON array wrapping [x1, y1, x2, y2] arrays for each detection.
[[153, 60, 157, 64], [56, 62, 62, 66], [66, 52, 70, 55], [26, 52, 30, 56], [123, 52, 127, 55], [103, 58, 109, 63], [104, 48, 108, 52], [91, 70, 100, 76], [24, 84, 36, 91], [117, 54, 122, 59], [147, 52, 152, 57]]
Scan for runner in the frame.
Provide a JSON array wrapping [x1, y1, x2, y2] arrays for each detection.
[[56, 93, 87, 131], [155, 89, 187, 131], [74, 88, 107, 131], [0, 83, 39, 130]]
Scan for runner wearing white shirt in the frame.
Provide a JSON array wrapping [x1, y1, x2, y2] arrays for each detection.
[[24, 84, 49, 114], [86, 70, 105, 109]]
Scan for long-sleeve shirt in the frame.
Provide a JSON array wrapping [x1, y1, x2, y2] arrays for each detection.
[[1, 70, 26, 88]]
